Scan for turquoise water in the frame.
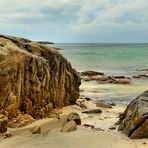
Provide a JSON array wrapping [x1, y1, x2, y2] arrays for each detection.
[[51, 43, 148, 76], [50, 43, 148, 104]]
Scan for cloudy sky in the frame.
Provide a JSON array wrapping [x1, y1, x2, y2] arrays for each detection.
[[0, 0, 148, 43]]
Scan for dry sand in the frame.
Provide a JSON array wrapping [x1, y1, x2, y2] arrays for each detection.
[[0, 104, 147, 148]]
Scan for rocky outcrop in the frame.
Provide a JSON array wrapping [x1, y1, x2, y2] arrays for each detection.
[[81, 70, 104, 76], [81, 70, 131, 84], [0, 35, 81, 122], [118, 91, 148, 139]]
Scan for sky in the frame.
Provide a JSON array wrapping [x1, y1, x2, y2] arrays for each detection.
[[0, 0, 148, 43]]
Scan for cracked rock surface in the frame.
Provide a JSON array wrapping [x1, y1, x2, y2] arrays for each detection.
[[118, 90, 148, 139], [0, 35, 81, 121]]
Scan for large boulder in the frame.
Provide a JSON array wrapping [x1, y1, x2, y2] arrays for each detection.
[[0, 35, 81, 119], [118, 90, 148, 139]]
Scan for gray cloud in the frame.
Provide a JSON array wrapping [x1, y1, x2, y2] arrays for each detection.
[[0, 0, 148, 42]]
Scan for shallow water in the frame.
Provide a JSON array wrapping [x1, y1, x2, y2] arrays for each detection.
[[80, 79, 148, 105], [50, 43, 148, 104]]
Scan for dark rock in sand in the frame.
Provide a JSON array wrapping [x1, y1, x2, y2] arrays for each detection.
[[118, 90, 148, 139], [83, 124, 94, 129], [82, 109, 102, 114], [67, 112, 81, 125], [0, 35, 81, 121], [0, 114, 8, 133], [132, 74, 148, 79], [61, 120, 77, 132]]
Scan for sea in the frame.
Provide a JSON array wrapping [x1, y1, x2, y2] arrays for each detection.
[[50, 43, 148, 104]]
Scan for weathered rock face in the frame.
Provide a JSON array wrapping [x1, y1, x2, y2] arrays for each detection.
[[0, 35, 81, 119], [118, 90, 148, 139]]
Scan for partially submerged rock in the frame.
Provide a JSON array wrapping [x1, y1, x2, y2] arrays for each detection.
[[118, 90, 148, 139], [81, 70, 131, 84], [67, 112, 81, 125], [81, 70, 104, 76], [61, 120, 77, 132], [132, 74, 148, 79], [0, 35, 81, 121], [97, 76, 131, 84]]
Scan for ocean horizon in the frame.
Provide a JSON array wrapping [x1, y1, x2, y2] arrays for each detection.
[[50, 43, 148, 76]]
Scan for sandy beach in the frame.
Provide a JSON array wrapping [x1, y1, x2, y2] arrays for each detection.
[[0, 102, 147, 148]]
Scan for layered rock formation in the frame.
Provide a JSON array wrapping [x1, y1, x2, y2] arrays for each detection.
[[0, 35, 81, 122], [81, 70, 131, 84], [118, 90, 148, 139]]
